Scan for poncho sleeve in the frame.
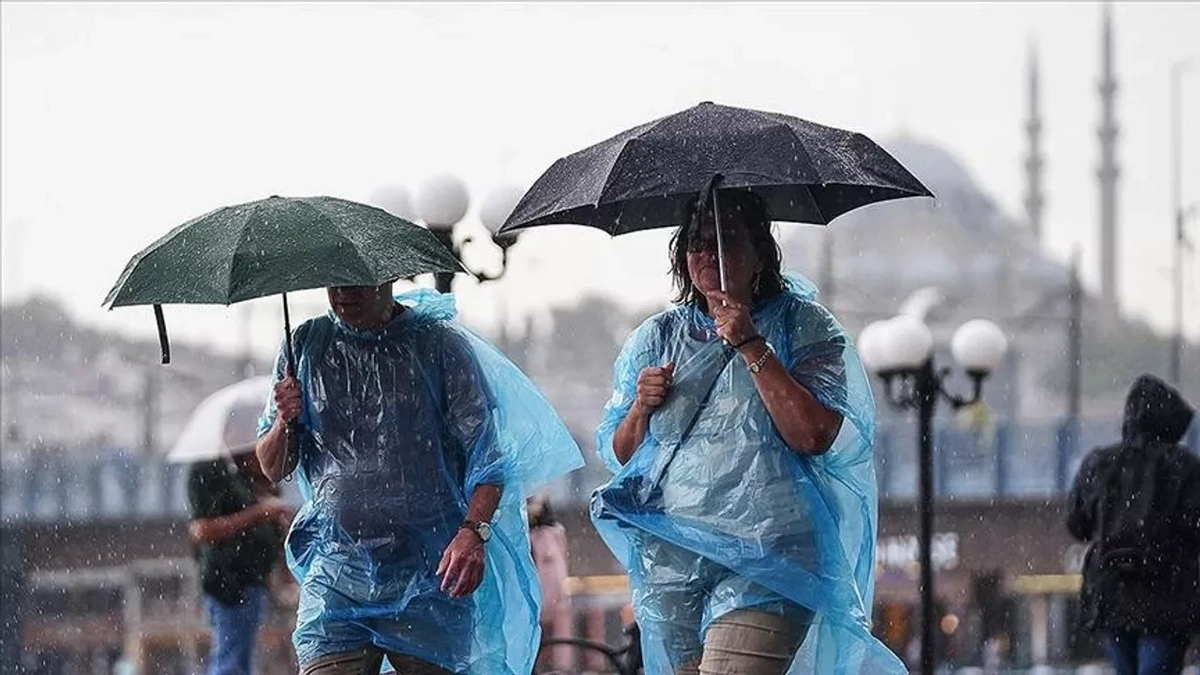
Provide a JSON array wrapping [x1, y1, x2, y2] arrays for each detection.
[[596, 315, 666, 473], [437, 326, 505, 493]]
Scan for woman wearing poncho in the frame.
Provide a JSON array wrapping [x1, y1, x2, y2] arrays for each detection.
[[592, 190, 904, 674]]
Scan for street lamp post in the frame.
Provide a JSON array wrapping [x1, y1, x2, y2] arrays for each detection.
[[1170, 59, 1195, 385], [858, 316, 1008, 675], [393, 174, 525, 294]]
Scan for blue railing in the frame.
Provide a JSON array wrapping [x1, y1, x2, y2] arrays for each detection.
[[1, 457, 192, 523], [1, 418, 1196, 522], [875, 416, 1200, 500]]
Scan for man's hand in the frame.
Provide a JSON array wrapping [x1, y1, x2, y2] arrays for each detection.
[[273, 376, 302, 424], [257, 496, 287, 518], [635, 362, 675, 411], [273, 506, 297, 530], [437, 528, 486, 598], [705, 290, 758, 347], [188, 497, 294, 545], [258, 497, 295, 530]]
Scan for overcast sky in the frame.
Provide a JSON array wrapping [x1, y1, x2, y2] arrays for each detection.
[[2, 2, 1198, 359]]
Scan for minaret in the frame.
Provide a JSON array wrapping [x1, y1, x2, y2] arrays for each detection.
[[1097, 2, 1120, 307], [1023, 38, 1046, 243]]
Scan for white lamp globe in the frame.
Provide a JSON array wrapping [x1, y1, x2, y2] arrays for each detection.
[[882, 315, 934, 371], [368, 185, 415, 221], [416, 174, 470, 233], [857, 320, 893, 373], [479, 184, 527, 235], [951, 319, 1008, 375]]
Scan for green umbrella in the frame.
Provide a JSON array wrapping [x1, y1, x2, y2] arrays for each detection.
[[103, 195, 466, 366]]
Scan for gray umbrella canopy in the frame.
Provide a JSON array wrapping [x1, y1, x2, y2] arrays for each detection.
[[500, 101, 933, 237]]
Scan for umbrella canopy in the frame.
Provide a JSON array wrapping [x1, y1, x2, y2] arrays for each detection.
[[499, 101, 932, 237], [102, 195, 466, 364], [167, 376, 272, 464], [105, 195, 465, 308]]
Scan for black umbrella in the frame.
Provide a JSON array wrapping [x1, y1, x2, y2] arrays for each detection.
[[499, 101, 932, 290]]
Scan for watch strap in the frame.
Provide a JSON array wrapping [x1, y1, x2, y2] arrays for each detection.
[[460, 519, 491, 541], [748, 344, 774, 374]]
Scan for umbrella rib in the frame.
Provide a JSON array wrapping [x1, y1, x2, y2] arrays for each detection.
[[301, 200, 383, 285], [318, 202, 393, 285], [734, 108, 861, 223], [801, 183, 831, 225], [224, 198, 378, 303], [592, 113, 678, 208], [592, 138, 641, 210], [225, 205, 259, 305], [104, 204, 234, 308]]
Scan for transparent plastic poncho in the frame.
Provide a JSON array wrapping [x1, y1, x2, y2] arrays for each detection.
[[258, 289, 583, 673], [592, 274, 904, 674]]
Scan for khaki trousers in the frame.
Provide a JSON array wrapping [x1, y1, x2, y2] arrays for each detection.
[[673, 609, 810, 675]]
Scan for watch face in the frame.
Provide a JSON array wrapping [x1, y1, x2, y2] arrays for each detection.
[[477, 522, 493, 542]]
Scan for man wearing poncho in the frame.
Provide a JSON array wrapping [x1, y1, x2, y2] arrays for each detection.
[[256, 284, 582, 675]]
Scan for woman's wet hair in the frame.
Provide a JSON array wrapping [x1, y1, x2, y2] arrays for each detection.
[[669, 189, 784, 308]]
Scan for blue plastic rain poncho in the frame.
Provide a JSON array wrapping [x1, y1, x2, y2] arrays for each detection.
[[257, 289, 583, 673], [592, 274, 905, 674]]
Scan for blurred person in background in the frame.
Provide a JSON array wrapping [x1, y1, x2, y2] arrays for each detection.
[[1067, 374, 1199, 675], [239, 435, 301, 613], [188, 410, 295, 675], [528, 491, 573, 673]]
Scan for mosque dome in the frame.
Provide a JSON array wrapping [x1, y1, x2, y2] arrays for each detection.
[[882, 137, 984, 198]]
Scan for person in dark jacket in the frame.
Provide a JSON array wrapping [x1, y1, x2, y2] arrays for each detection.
[[1067, 374, 1199, 675], [189, 445, 294, 675]]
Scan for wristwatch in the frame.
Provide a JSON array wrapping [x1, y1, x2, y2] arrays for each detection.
[[460, 519, 493, 543], [748, 342, 775, 374]]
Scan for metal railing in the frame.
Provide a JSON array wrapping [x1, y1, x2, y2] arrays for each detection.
[[2, 416, 1196, 523], [537, 624, 641, 675], [874, 415, 1199, 500]]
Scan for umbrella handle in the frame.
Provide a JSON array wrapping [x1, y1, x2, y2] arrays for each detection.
[[281, 293, 301, 478], [710, 180, 728, 294], [710, 182, 735, 348], [154, 304, 172, 365], [284, 421, 301, 477]]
